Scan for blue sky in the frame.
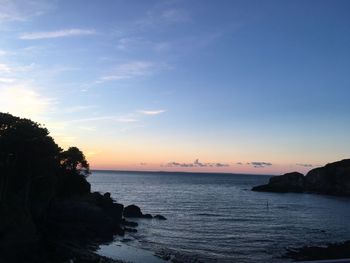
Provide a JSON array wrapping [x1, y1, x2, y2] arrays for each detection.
[[0, 0, 349, 174]]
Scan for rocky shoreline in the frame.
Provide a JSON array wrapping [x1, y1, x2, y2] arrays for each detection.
[[0, 189, 166, 263], [45, 194, 166, 263], [284, 241, 350, 261]]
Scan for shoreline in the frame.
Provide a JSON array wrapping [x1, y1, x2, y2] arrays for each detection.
[[97, 241, 166, 263]]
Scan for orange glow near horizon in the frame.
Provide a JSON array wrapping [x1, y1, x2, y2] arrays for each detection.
[[87, 152, 318, 175], [53, 127, 339, 176]]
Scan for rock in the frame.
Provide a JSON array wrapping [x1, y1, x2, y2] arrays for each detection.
[[124, 205, 166, 222], [103, 192, 111, 199], [154, 214, 167, 220], [123, 204, 143, 218], [124, 227, 137, 233], [122, 219, 138, 227], [252, 159, 350, 196], [142, 213, 153, 219], [90, 192, 124, 222], [305, 159, 350, 196], [0, 193, 43, 262], [284, 240, 350, 261], [47, 197, 124, 242], [252, 172, 305, 193]]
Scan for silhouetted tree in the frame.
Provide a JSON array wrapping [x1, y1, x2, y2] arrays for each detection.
[[0, 112, 106, 262], [60, 146, 90, 177], [0, 113, 61, 214], [57, 146, 91, 197], [0, 112, 91, 213]]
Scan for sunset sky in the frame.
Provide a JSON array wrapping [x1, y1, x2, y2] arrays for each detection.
[[1, 0, 349, 174]]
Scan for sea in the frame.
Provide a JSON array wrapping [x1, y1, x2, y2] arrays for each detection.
[[88, 171, 350, 263]]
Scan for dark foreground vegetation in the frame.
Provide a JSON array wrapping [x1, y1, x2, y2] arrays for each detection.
[[0, 113, 164, 263]]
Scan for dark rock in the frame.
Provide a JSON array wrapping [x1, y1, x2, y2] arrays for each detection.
[[123, 204, 163, 219], [252, 159, 350, 196], [103, 192, 111, 199], [252, 172, 305, 193], [0, 194, 42, 263], [122, 219, 138, 227], [46, 197, 124, 242], [284, 240, 350, 261], [53, 245, 126, 263], [154, 214, 167, 220], [123, 204, 143, 218], [124, 227, 137, 233], [305, 159, 350, 196], [89, 192, 124, 222], [142, 213, 153, 219]]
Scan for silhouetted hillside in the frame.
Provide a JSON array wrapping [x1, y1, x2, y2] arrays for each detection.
[[0, 113, 125, 262]]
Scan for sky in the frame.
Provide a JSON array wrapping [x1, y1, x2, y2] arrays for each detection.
[[0, 0, 349, 175]]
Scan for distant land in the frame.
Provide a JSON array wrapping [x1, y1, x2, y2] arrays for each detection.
[[91, 169, 272, 177], [253, 159, 350, 196]]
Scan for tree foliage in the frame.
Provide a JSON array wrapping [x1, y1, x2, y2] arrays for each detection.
[[60, 147, 90, 177], [0, 112, 91, 210], [0, 112, 96, 261]]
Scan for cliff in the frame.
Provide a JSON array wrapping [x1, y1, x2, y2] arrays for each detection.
[[252, 159, 350, 196]]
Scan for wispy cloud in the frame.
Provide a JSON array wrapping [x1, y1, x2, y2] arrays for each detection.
[[0, 86, 55, 119], [0, 62, 35, 74], [247, 162, 273, 168], [62, 116, 116, 124], [165, 159, 229, 168], [116, 117, 139, 123], [55, 107, 164, 126], [0, 0, 53, 23], [0, 63, 37, 87], [54, 114, 138, 125], [98, 61, 157, 83], [62, 105, 96, 114], [20, 28, 96, 40], [0, 77, 16, 83], [138, 109, 166, 115], [0, 63, 12, 73]]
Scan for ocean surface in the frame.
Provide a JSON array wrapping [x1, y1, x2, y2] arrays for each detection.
[[88, 171, 350, 263]]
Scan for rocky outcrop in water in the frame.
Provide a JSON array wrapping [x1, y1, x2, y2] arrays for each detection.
[[252, 159, 350, 196], [123, 204, 167, 220], [124, 204, 143, 217], [154, 214, 167, 220], [252, 172, 305, 193]]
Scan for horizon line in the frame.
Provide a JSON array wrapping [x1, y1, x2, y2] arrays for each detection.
[[91, 169, 274, 176]]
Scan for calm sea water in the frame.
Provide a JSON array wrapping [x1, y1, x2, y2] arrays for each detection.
[[88, 171, 350, 263]]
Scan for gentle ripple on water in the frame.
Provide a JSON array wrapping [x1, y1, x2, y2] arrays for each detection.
[[88, 171, 350, 263]]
